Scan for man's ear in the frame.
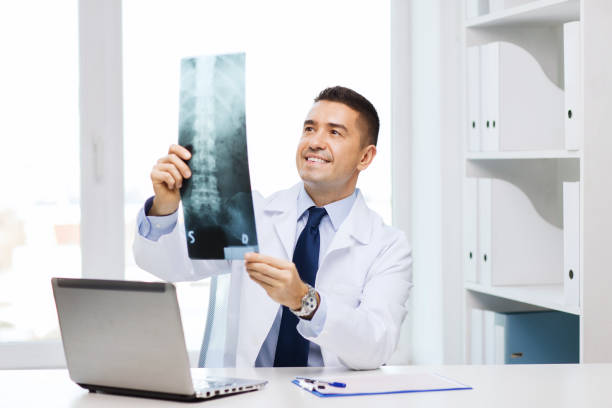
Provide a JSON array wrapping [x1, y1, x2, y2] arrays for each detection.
[[357, 145, 377, 171]]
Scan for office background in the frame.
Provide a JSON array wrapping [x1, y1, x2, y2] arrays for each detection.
[[1, 0, 611, 370]]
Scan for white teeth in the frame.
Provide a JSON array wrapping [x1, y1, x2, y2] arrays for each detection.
[[307, 157, 326, 163]]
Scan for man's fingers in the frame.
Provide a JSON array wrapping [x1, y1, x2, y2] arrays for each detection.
[[248, 273, 276, 291], [151, 169, 177, 190], [245, 262, 284, 280], [156, 163, 183, 188], [247, 270, 280, 287], [244, 252, 293, 270], [168, 144, 192, 161], [166, 153, 192, 178], [158, 153, 192, 179]]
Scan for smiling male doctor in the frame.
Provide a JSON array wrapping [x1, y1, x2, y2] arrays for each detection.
[[133, 86, 413, 370]]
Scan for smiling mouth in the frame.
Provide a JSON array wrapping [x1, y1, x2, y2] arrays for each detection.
[[306, 157, 330, 164], [304, 153, 332, 165]]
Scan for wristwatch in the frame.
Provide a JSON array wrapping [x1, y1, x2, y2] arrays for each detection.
[[291, 284, 319, 318]]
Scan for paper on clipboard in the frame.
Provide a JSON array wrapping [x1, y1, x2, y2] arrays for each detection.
[[292, 373, 472, 397]]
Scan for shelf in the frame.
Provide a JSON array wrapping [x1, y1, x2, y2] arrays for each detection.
[[465, 282, 581, 315], [465, 0, 579, 28], [466, 150, 580, 160]]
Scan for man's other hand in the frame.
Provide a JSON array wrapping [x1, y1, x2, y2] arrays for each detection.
[[244, 252, 309, 310]]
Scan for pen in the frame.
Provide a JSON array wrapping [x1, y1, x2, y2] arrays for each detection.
[[295, 377, 347, 388]]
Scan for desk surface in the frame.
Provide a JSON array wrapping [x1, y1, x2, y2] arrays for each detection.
[[2, 364, 612, 407]]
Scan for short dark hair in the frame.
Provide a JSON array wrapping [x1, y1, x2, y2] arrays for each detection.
[[314, 86, 379, 147]]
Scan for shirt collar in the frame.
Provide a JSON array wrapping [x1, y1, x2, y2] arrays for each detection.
[[297, 183, 358, 232]]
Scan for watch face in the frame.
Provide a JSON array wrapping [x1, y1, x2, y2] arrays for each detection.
[[294, 287, 317, 317], [304, 295, 315, 308]]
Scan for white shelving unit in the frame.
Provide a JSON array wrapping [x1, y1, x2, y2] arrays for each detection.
[[466, 150, 579, 160], [461, 0, 612, 364], [465, 282, 579, 316], [466, 0, 579, 28]]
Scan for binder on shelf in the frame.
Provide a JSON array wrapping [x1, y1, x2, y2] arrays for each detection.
[[466, 0, 489, 19], [498, 311, 579, 364], [477, 178, 492, 286], [564, 21, 581, 151], [483, 310, 496, 364], [477, 178, 563, 286], [472, 309, 504, 365], [467, 46, 481, 152], [563, 182, 580, 307], [488, 0, 534, 13], [494, 313, 505, 365], [479, 42, 564, 152], [488, 0, 504, 13], [470, 308, 484, 364], [479, 43, 497, 152], [463, 178, 479, 283]]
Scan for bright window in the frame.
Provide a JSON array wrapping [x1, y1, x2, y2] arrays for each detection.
[[123, 0, 391, 355], [0, 0, 80, 343]]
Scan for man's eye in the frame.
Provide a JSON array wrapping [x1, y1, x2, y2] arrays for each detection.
[[331, 129, 340, 135], [304, 127, 314, 132]]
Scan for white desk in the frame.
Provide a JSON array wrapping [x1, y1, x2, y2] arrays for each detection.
[[2, 364, 611, 407]]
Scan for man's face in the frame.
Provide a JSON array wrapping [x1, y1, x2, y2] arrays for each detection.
[[296, 100, 371, 191]]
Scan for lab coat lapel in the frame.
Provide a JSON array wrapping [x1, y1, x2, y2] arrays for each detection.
[[265, 183, 301, 260], [322, 191, 372, 259]]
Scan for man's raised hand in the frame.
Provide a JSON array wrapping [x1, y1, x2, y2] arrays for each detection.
[[149, 144, 192, 216]]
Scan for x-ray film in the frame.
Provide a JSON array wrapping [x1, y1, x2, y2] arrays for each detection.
[[178, 52, 258, 260]]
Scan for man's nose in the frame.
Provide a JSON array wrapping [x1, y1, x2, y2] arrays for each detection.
[[308, 129, 327, 150]]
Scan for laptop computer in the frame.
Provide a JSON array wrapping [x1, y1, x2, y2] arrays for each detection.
[[51, 277, 267, 401]]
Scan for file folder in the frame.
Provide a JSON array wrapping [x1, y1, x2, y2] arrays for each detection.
[[497, 311, 579, 364], [488, 0, 533, 13], [483, 310, 496, 364], [466, 0, 488, 19], [477, 178, 563, 286], [467, 46, 481, 152], [494, 313, 506, 364], [488, 0, 504, 12], [475, 311, 578, 366], [479, 43, 499, 151], [293, 373, 472, 397], [470, 308, 484, 364], [477, 310, 505, 365], [563, 182, 580, 307], [479, 42, 564, 151], [477, 178, 492, 285], [564, 21, 581, 151], [463, 178, 479, 283]]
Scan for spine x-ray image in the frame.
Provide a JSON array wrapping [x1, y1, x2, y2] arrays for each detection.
[[178, 52, 258, 260]]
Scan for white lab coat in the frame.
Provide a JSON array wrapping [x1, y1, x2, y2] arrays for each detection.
[[133, 183, 413, 370]]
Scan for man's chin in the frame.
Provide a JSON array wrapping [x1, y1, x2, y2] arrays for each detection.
[[299, 174, 332, 189], [298, 169, 329, 183]]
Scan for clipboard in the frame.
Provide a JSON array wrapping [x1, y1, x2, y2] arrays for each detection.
[[292, 373, 472, 397]]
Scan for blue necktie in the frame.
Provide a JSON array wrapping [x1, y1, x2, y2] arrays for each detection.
[[273, 206, 327, 367]]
